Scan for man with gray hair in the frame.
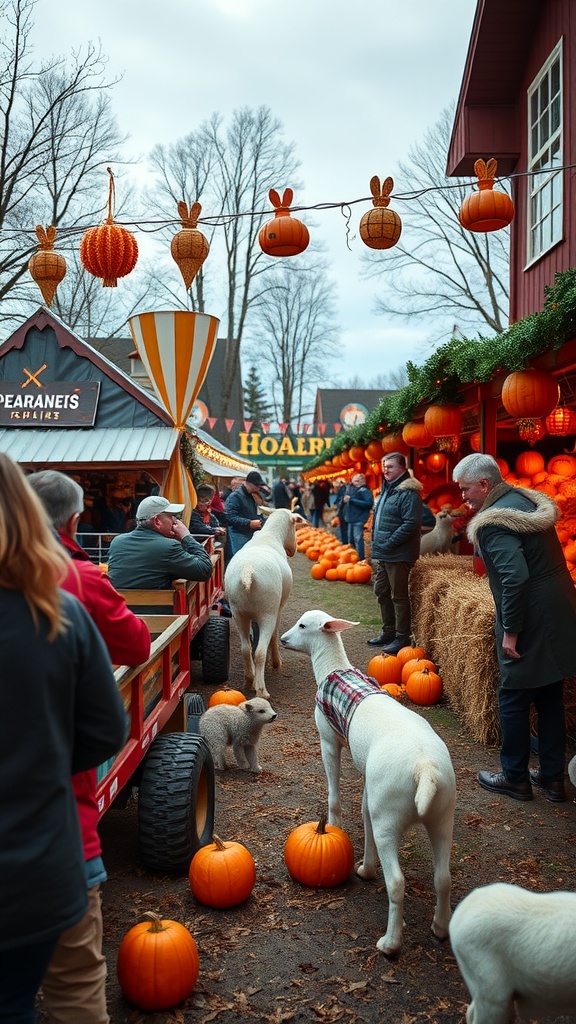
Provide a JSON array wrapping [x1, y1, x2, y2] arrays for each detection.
[[453, 452, 576, 803], [107, 494, 212, 590]]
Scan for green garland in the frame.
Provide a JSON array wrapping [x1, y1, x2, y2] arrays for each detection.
[[309, 267, 576, 470], [180, 432, 205, 488]]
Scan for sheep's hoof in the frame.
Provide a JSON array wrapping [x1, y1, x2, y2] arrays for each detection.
[[431, 920, 449, 941], [272, 657, 282, 669], [254, 688, 270, 699], [376, 935, 401, 958], [356, 862, 377, 880]]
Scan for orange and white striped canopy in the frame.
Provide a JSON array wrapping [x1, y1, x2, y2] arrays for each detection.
[[128, 311, 219, 429]]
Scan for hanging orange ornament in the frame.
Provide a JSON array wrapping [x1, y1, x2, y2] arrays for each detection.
[[171, 201, 209, 290], [359, 175, 402, 250], [80, 167, 138, 287], [459, 158, 514, 232], [517, 418, 546, 446], [28, 225, 67, 306], [259, 188, 309, 257], [545, 406, 576, 437], [424, 404, 463, 453]]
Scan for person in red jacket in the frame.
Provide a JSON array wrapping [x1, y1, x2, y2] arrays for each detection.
[[29, 470, 151, 1024]]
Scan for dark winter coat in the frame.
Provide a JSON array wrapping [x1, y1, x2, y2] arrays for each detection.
[[371, 473, 423, 563], [467, 482, 576, 689], [224, 484, 264, 550], [344, 484, 374, 525], [0, 589, 127, 952], [107, 525, 213, 590], [272, 480, 292, 509]]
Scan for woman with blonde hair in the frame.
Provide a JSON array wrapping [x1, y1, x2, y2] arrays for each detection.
[[0, 454, 127, 1023]]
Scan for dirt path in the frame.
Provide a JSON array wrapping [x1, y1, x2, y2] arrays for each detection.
[[91, 552, 574, 1024]]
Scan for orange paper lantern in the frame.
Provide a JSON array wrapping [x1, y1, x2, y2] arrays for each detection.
[[501, 368, 559, 420], [80, 168, 138, 287], [259, 188, 309, 257], [402, 421, 434, 449], [545, 407, 576, 436], [458, 158, 514, 233]]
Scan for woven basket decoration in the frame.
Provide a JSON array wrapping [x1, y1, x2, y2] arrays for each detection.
[[28, 225, 67, 306], [359, 176, 402, 250], [171, 201, 210, 289]]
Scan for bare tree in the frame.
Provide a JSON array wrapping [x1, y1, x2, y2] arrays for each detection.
[[362, 106, 510, 341], [145, 106, 301, 417], [246, 264, 339, 425], [0, 0, 128, 327]]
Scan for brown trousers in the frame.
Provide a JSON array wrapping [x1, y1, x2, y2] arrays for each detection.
[[373, 560, 414, 638], [41, 884, 109, 1024]]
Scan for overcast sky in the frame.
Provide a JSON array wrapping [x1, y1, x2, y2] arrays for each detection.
[[32, 0, 477, 385]]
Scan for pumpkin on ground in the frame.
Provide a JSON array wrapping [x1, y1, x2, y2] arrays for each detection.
[[207, 687, 246, 708], [189, 834, 255, 908], [382, 683, 403, 700], [401, 658, 436, 686], [396, 645, 427, 666], [367, 653, 402, 686], [405, 667, 443, 706], [284, 817, 354, 887], [117, 912, 199, 1011]]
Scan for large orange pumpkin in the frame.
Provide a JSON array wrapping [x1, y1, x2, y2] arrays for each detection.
[[259, 188, 309, 257], [189, 834, 255, 908], [380, 433, 409, 455], [80, 168, 138, 287], [284, 817, 354, 887], [367, 653, 402, 685], [365, 439, 384, 461], [117, 913, 199, 1011], [349, 445, 365, 462], [501, 368, 560, 420], [547, 454, 576, 478], [458, 158, 514, 232], [401, 657, 436, 686], [207, 687, 246, 708], [359, 175, 402, 250], [402, 421, 434, 449], [424, 404, 463, 439], [405, 667, 443, 705], [396, 645, 426, 666], [515, 450, 545, 478]]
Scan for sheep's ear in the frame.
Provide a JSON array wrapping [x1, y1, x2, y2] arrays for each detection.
[[240, 701, 251, 711], [322, 618, 359, 633]]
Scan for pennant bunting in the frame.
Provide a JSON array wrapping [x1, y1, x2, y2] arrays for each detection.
[[279, 423, 289, 435], [243, 420, 253, 433], [333, 423, 342, 433], [317, 423, 326, 436], [261, 422, 270, 433], [225, 418, 235, 432], [207, 417, 217, 429]]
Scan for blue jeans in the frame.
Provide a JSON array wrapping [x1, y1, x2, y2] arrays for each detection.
[[0, 937, 59, 1023], [337, 519, 348, 544], [350, 522, 365, 560], [499, 680, 565, 782], [311, 509, 322, 528]]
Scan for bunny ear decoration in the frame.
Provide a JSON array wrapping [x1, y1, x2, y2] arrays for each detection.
[[29, 224, 67, 306], [259, 186, 309, 257], [359, 175, 402, 250], [171, 199, 210, 290]]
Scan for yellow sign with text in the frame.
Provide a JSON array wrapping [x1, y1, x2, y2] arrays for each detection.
[[237, 432, 334, 458]]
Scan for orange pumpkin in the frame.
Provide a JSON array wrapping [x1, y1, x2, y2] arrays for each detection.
[[470, 431, 482, 452], [547, 454, 576, 478], [359, 175, 402, 250], [259, 188, 309, 257], [515, 450, 545, 478], [349, 445, 365, 462], [284, 817, 354, 887], [365, 439, 384, 461], [117, 913, 199, 1011], [353, 562, 372, 584], [401, 657, 436, 686], [424, 404, 463, 439], [207, 687, 246, 708], [80, 168, 138, 287], [367, 653, 402, 686], [396, 645, 426, 666], [405, 667, 443, 705], [189, 834, 255, 908], [458, 158, 514, 232], [380, 433, 409, 455], [382, 683, 403, 700], [501, 368, 560, 420], [310, 563, 326, 580], [402, 421, 434, 449]]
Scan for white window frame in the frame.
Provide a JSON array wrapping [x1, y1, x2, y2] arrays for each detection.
[[526, 39, 563, 266]]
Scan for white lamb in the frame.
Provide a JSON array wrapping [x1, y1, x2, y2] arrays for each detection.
[[420, 508, 457, 556], [224, 509, 302, 699], [449, 882, 576, 1023]]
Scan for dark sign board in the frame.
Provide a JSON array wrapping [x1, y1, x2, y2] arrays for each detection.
[[0, 381, 101, 426]]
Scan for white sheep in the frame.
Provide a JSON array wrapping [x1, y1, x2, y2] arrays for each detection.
[[224, 509, 302, 699], [420, 508, 457, 556], [280, 610, 456, 956], [449, 882, 576, 1023]]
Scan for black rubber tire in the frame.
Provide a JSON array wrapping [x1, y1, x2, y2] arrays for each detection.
[[201, 616, 230, 685], [138, 733, 215, 874], [185, 692, 206, 734]]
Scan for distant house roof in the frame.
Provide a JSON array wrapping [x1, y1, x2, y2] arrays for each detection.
[[314, 389, 390, 435], [447, 0, 543, 175], [88, 336, 134, 374]]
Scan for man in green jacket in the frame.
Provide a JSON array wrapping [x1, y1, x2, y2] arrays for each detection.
[[453, 453, 576, 803], [107, 495, 212, 590]]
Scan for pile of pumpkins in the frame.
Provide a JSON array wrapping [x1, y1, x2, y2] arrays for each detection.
[[296, 525, 372, 584], [367, 644, 443, 706], [504, 451, 576, 584]]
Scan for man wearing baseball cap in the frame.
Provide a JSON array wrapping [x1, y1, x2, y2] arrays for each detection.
[[107, 495, 213, 590], [224, 471, 269, 555]]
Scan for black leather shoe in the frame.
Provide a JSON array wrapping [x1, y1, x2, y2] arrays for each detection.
[[477, 770, 533, 802], [367, 631, 395, 647], [529, 769, 567, 803], [381, 636, 409, 656]]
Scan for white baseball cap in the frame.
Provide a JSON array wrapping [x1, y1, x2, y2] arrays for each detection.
[[136, 495, 185, 520]]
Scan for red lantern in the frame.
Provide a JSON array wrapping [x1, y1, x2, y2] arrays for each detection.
[[259, 188, 309, 257], [80, 168, 138, 287], [545, 407, 576, 436], [402, 421, 433, 449], [359, 175, 402, 250], [426, 452, 447, 474], [470, 431, 481, 452], [458, 158, 514, 233]]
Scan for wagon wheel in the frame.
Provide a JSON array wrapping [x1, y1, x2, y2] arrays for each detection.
[[138, 733, 214, 873], [200, 616, 230, 685]]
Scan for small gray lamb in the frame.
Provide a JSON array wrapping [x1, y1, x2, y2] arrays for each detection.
[[199, 697, 278, 772]]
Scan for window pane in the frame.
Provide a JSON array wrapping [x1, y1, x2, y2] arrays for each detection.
[[552, 205, 562, 241], [551, 96, 560, 134], [540, 109, 550, 149], [551, 58, 560, 96], [540, 75, 549, 112], [531, 92, 539, 129]]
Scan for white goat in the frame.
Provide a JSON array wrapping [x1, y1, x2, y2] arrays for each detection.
[[449, 882, 576, 1023], [420, 508, 457, 556], [280, 610, 456, 956], [225, 509, 302, 699]]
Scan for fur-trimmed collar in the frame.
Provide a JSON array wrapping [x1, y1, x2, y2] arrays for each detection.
[[396, 476, 423, 493], [467, 482, 559, 545]]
